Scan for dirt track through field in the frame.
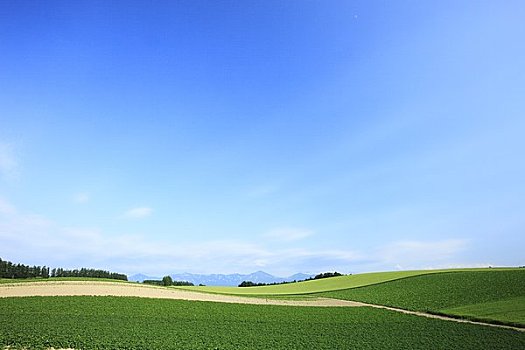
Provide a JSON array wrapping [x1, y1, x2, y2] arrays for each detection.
[[1, 281, 523, 332], [0, 281, 359, 307]]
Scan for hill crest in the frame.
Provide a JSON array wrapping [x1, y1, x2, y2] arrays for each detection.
[[129, 271, 313, 286]]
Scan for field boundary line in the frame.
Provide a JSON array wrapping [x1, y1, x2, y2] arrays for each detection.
[[347, 300, 525, 332], [0, 281, 362, 307], [1, 281, 523, 332]]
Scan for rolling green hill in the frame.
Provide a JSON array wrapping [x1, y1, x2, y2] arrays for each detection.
[[1, 296, 523, 349], [177, 268, 516, 295], [177, 268, 525, 327], [442, 296, 525, 326], [320, 269, 525, 327], [1, 268, 524, 349]]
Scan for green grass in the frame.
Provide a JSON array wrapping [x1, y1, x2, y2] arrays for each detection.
[[320, 269, 525, 326], [177, 267, 511, 295], [442, 296, 525, 326], [0, 296, 523, 350]]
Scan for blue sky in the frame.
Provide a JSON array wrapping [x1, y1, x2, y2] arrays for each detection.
[[1, 1, 524, 276]]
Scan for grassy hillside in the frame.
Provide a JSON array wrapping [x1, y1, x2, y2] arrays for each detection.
[[1, 296, 523, 350], [177, 268, 524, 327], [442, 296, 525, 326], [320, 269, 525, 326], [178, 268, 507, 295]]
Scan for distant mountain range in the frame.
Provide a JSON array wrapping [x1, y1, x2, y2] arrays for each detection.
[[129, 271, 314, 286]]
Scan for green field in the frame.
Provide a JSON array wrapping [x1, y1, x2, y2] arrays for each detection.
[[442, 296, 525, 326], [320, 269, 525, 326], [177, 268, 525, 327], [177, 268, 510, 295], [1, 296, 523, 350], [2, 268, 524, 349]]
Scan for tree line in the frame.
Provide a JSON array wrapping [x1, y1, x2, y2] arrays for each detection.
[[0, 258, 50, 279], [239, 271, 344, 287], [311, 271, 343, 280], [143, 276, 194, 286], [0, 257, 127, 281], [51, 267, 127, 281]]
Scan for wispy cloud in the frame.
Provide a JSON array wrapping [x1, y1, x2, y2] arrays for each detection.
[[0, 197, 477, 277], [0, 197, 17, 215], [377, 239, 469, 269], [0, 201, 360, 275], [0, 142, 18, 180], [252, 248, 364, 276], [73, 192, 90, 204], [122, 207, 153, 219], [263, 227, 314, 242]]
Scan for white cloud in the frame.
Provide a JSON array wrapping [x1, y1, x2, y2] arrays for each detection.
[[0, 143, 18, 180], [377, 239, 468, 268], [122, 207, 153, 219], [73, 192, 90, 204], [0, 197, 478, 277], [263, 227, 314, 242], [255, 248, 364, 276], [0, 201, 361, 276], [0, 197, 17, 215]]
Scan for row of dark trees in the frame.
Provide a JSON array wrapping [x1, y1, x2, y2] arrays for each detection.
[[0, 257, 127, 281], [0, 258, 51, 279], [239, 271, 345, 287], [51, 267, 127, 281], [239, 280, 268, 287], [143, 276, 194, 286], [311, 271, 344, 280]]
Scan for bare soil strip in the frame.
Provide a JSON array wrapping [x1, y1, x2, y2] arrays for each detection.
[[0, 281, 360, 307], [1, 281, 523, 332]]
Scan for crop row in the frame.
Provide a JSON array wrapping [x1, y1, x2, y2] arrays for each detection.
[[1, 296, 524, 349], [180, 268, 508, 295], [320, 269, 525, 325]]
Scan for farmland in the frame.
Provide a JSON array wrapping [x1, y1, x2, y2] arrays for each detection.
[[177, 267, 510, 295], [180, 268, 525, 327], [441, 296, 525, 326], [1, 268, 524, 349], [320, 269, 525, 326], [1, 296, 524, 350]]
